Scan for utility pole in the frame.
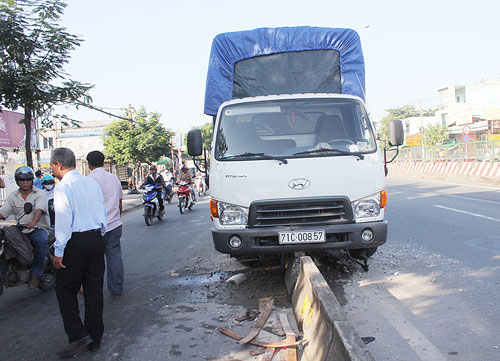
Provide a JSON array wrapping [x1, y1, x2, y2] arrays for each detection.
[[34, 111, 41, 169], [170, 135, 175, 170], [128, 104, 133, 122], [420, 101, 425, 162]]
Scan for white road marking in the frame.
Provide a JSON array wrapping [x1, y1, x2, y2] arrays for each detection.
[[376, 301, 448, 361], [390, 185, 500, 206], [435, 205, 500, 223]]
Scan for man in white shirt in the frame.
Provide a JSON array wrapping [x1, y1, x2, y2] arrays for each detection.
[[87, 150, 124, 296], [50, 148, 107, 358]]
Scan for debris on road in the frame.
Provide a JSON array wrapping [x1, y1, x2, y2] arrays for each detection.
[[361, 336, 376, 345], [235, 309, 261, 322], [226, 273, 247, 285], [217, 298, 307, 360], [238, 298, 274, 344]]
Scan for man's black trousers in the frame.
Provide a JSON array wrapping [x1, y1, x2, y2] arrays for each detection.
[[55, 230, 105, 343], [156, 190, 164, 211]]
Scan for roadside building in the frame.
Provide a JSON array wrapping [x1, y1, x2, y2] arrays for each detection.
[[435, 78, 500, 142]]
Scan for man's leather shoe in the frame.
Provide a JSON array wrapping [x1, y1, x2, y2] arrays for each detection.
[[28, 275, 40, 289], [88, 341, 101, 352], [57, 336, 92, 358]]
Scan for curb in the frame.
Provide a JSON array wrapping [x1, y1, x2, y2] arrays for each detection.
[[285, 256, 374, 361], [122, 200, 143, 214]]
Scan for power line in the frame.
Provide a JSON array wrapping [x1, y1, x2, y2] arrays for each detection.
[[70, 100, 132, 121]]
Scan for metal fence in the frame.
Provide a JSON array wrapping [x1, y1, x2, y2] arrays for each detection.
[[397, 140, 500, 162]]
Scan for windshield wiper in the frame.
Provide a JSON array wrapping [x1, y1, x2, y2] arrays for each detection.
[[294, 148, 364, 160], [224, 152, 288, 164]]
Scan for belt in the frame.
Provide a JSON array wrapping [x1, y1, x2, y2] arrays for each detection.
[[74, 228, 101, 235]]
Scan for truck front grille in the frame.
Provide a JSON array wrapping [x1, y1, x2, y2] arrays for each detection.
[[248, 197, 352, 228]]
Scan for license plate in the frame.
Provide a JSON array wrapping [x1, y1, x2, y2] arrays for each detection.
[[279, 230, 326, 244]]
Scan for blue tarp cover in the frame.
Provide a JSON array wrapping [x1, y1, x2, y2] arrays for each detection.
[[204, 26, 365, 116]]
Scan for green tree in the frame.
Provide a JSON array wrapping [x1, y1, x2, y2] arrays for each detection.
[[423, 123, 448, 146], [377, 105, 436, 145], [0, 0, 93, 168], [104, 107, 174, 183]]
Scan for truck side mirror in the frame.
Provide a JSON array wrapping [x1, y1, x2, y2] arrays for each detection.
[[388, 119, 404, 147], [187, 129, 203, 156]]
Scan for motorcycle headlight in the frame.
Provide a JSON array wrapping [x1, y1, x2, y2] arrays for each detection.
[[351, 192, 384, 221], [218, 202, 249, 225]]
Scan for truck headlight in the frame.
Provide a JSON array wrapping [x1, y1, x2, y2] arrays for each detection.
[[218, 202, 249, 225], [351, 192, 385, 221]]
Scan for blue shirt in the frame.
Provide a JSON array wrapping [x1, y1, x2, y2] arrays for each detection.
[[53, 170, 107, 257], [34, 177, 42, 189]]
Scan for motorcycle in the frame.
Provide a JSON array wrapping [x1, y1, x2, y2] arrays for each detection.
[[141, 184, 164, 226], [163, 181, 174, 204], [177, 180, 195, 214], [0, 203, 56, 295]]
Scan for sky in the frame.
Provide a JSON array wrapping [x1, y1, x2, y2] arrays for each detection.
[[57, 0, 500, 134]]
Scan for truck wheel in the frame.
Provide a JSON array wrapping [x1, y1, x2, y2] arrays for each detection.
[[349, 247, 377, 259]]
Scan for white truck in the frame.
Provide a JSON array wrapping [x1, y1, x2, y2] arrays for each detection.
[[188, 26, 403, 269]]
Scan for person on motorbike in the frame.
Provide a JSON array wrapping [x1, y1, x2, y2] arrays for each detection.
[[161, 168, 174, 200], [41, 174, 56, 227], [0, 166, 50, 288], [177, 165, 196, 202], [141, 165, 165, 214]]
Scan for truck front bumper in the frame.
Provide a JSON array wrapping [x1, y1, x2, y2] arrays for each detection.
[[212, 221, 387, 254]]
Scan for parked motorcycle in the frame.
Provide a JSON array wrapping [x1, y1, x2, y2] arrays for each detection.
[[0, 203, 56, 295], [142, 184, 164, 226], [177, 180, 195, 214]]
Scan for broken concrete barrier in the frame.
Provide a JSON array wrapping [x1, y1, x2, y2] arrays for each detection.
[[284, 256, 374, 361]]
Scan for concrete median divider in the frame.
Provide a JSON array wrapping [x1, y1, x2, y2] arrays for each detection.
[[285, 256, 374, 361]]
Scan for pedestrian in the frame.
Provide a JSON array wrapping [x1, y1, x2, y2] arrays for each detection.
[[34, 169, 43, 189], [87, 150, 124, 296], [50, 147, 107, 358]]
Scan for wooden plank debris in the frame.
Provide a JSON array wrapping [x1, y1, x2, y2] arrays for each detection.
[[238, 298, 274, 345]]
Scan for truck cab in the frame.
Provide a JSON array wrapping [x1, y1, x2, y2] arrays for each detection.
[[207, 93, 387, 256]]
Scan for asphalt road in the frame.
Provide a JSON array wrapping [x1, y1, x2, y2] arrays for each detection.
[[0, 196, 295, 361], [322, 176, 500, 361]]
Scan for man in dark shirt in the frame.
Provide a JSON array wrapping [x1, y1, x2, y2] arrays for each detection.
[[141, 165, 165, 214]]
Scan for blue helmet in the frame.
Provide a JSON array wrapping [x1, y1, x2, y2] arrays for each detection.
[[41, 174, 55, 184], [14, 166, 34, 182]]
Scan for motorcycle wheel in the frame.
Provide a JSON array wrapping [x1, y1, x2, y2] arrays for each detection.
[[38, 272, 56, 291], [178, 198, 186, 214], [144, 207, 153, 226]]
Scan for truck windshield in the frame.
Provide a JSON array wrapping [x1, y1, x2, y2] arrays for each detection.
[[215, 98, 376, 161]]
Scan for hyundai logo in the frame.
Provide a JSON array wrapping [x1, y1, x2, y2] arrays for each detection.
[[288, 178, 311, 190]]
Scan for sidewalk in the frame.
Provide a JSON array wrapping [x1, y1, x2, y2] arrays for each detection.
[[122, 193, 144, 213]]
